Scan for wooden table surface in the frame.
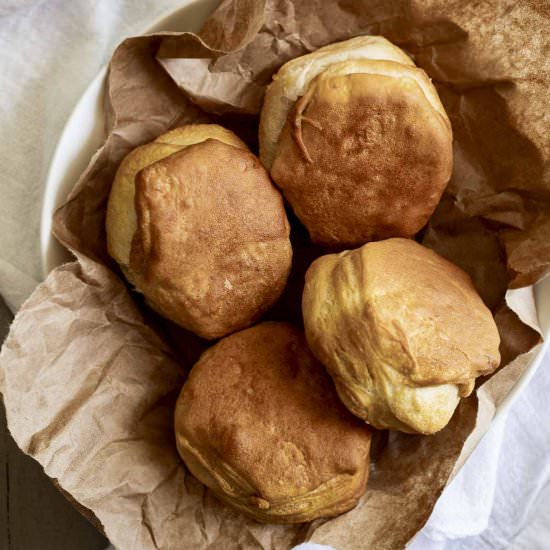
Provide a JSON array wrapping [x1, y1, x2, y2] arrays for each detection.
[[0, 295, 108, 550]]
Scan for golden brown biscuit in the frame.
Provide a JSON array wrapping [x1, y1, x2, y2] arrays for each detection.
[[302, 238, 500, 434], [174, 322, 372, 523], [106, 125, 292, 339], [260, 36, 453, 248], [260, 36, 416, 170], [106, 125, 247, 270]]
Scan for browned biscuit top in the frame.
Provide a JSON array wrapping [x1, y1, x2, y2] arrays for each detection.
[[272, 69, 452, 248], [175, 322, 372, 522], [129, 139, 291, 339]]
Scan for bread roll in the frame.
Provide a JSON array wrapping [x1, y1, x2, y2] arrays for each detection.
[[174, 322, 372, 523], [106, 124, 292, 339], [260, 36, 453, 248], [302, 238, 500, 434]]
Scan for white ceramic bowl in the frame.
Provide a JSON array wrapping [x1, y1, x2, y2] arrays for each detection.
[[40, 0, 549, 420]]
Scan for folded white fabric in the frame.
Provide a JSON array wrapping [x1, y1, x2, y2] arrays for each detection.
[[410, 414, 508, 549], [0, 259, 38, 312], [416, 357, 550, 550], [0, 1, 548, 549], [0, 0, 178, 308]]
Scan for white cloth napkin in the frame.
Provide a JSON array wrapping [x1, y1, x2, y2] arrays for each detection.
[[0, 1, 548, 549]]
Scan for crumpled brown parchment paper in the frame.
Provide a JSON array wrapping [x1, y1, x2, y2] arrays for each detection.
[[1, 1, 548, 549]]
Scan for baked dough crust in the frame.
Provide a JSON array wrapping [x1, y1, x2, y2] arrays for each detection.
[[260, 37, 453, 248], [106, 125, 292, 339], [302, 238, 501, 434], [174, 322, 372, 523], [259, 35, 416, 170]]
